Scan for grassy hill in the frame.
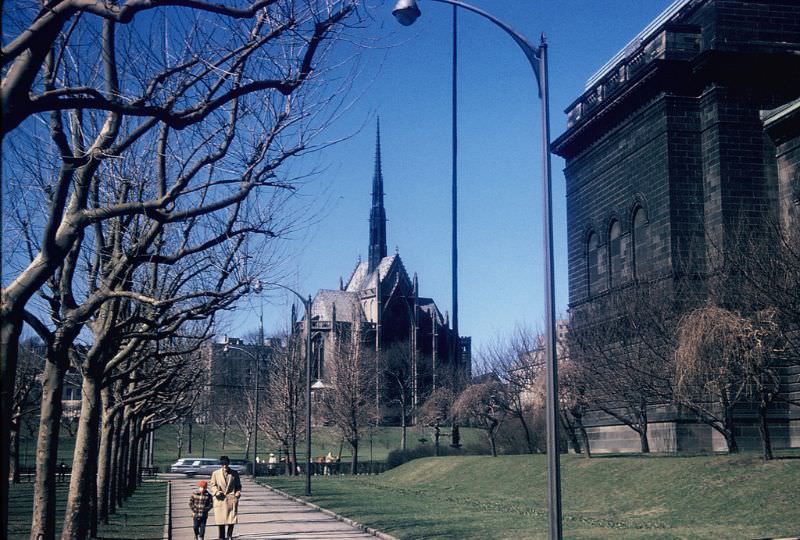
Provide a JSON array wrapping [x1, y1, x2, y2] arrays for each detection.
[[264, 453, 800, 539]]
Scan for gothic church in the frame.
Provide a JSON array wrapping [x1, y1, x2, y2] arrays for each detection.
[[302, 122, 471, 423]]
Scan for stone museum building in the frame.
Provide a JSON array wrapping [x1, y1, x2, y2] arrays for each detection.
[[552, 0, 800, 452]]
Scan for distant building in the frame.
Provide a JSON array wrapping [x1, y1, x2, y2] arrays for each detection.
[[300, 122, 471, 424], [202, 336, 273, 420], [552, 0, 800, 452]]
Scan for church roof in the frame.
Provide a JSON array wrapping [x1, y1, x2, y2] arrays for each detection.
[[345, 254, 408, 292], [417, 297, 445, 326], [311, 289, 363, 323]]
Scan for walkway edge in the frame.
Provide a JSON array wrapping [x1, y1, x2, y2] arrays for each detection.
[[262, 484, 400, 540], [164, 480, 172, 540]]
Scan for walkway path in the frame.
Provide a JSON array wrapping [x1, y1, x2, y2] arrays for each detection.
[[169, 474, 383, 539]]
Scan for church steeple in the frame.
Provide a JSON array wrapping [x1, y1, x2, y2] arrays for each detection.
[[368, 118, 387, 273]]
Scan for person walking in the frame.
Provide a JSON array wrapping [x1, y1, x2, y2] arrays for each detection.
[[209, 456, 241, 539], [189, 479, 213, 540]]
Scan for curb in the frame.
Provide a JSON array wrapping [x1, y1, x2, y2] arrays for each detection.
[[163, 480, 172, 540], [262, 483, 400, 540]]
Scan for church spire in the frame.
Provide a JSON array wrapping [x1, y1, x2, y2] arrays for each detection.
[[368, 118, 387, 273]]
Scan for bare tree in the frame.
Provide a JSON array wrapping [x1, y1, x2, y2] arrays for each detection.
[[418, 387, 455, 456], [568, 280, 678, 453], [10, 339, 43, 483], [322, 321, 376, 474], [382, 340, 418, 451], [480, 327, 543, 454], [259, 332, 304, 475], [675, 306, 781, 457], [557, 358, 591, 457], [1, 3, 361, 534], [453, 380, 508, 457]]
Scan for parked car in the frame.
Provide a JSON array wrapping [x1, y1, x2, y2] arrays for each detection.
[[229, 459, 250, 474], [169, 457, 219, 476]]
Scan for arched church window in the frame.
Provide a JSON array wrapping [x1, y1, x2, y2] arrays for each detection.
[[609, 220, 622, 288], [312, 337, 325, 380], [633, 207, 650, 279], [588, 232, 606, 297]]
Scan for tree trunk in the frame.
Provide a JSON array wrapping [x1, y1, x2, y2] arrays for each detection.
[[97, 389, 115, 523], [637, 405, 650, 453], [559, 411, 581, 454], [723, 403, 738, 454], [111, 413, 125, 512], [350, 440, 358, 475], [758, 401, 773, 461], [488, 429, 497, 457], [517, 410, 535, 454], [30, 354, 67, 540], [175, 423, 184, 459], [137, 433, 146, 486], [126, 418, 140, 497], [188, 422, 193, 454], [116, 413, 131, 508], [290, 441, 298, 477], [242, 429, 252, 461], [10, 420, 21, 484], [201, 418, 208, 457], [400, 409, 407, 451], [576, 415, 591, 458], [0, 314, 23, 538], [61, 374, 101, 540]]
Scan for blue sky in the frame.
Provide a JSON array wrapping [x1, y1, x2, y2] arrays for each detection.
[[227, 0, 676, 352]]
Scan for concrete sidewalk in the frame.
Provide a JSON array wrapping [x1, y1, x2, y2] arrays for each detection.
[[169, 474, 385, 539]]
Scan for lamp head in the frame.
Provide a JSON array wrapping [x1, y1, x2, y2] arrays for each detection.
[[392, 0, 421, 26]]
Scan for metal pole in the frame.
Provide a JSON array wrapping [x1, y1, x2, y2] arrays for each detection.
[[253, 350, 259, 479], [253, 309, 264, 479], [451, 2, 460, 372], [539, 36, 562, 540], [392, 2, 562, 537], [304, 295, 313, 497]]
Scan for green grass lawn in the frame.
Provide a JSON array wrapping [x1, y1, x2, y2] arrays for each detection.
[[8, 480, 165, 540], [263, 453, 800, 539], [16, 423, 486, 474], [149, 423, 486, 470]]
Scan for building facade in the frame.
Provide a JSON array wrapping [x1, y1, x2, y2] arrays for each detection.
[[552, 0, 800, 453]]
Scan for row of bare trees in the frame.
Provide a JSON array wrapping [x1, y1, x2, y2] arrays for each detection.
[[1, 1, 362, 538], [475, 221, 799, 461]]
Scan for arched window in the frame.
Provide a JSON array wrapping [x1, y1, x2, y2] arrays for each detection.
[[609, 220, 622, 288], [588, 232, 606, 297], [312, 336, 325, 380], [633, 207, 649, 279]]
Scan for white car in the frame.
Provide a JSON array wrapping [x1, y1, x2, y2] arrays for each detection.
[[169, 457, 219, 476]]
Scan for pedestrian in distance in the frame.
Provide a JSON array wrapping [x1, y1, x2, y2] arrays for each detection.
[[209, 456, 241, 539], [268, 453, 277, 476], [189, 479, 213, 540]]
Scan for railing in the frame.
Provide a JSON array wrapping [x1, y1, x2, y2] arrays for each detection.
[[261, 461, 387, 477], [565, 25, 700, 128]]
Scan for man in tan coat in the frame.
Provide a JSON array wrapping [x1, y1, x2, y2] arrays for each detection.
[[209, 456, 242, 539]]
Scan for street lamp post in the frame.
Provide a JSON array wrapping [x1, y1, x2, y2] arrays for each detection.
[[392, 1, 562, 538], [253, 281, 314, 496]]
